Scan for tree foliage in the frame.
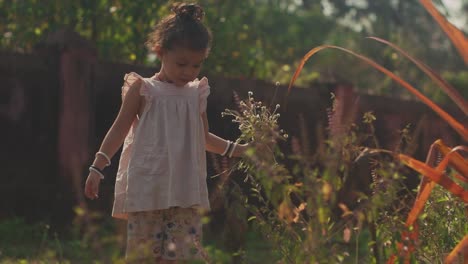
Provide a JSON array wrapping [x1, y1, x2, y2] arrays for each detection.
[[1, 0, 466, 99], [323, 0, 467, 100], [0, 0, 335, 84]]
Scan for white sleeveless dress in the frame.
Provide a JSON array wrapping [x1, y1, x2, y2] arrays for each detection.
[[112, 72, 210, 219]]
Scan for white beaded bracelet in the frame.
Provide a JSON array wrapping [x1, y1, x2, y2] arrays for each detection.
[[221, 140, 232, 156], [228, 142, 237, 158], [95, 151, 111, 167], [89, 166, 105, 180]]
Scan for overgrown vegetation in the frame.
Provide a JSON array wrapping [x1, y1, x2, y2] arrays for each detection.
[[0, 216, 124, 263], [218, 91, 467, 263], [1, 1, 467, 263], [2, 90, 464, 263]]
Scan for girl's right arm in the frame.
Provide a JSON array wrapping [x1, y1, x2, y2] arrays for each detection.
[[84, 78, 143, 199]]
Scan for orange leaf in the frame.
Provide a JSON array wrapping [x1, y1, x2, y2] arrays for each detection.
[[406, 180, 436, 226], [367, 37, 468, 115], [455, 174, 468, 183], [288, 46, 328, 93], [386, 255, 396, 264], [288, 45, 468, 141], [419, 0, 468, 64], [445, 235, 468, 264], [398, 154, 468, 203], [434, 140, 468, 179]]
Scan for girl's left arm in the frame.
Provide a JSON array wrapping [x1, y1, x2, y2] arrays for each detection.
[[202, 112, 247, 157]]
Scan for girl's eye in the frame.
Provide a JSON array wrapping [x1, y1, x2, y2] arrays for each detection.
[[193, 65, 201, 69], [177, 63, 187, 67]]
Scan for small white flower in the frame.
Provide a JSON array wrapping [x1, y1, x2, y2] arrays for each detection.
[[248, 91, 253, 96], [109, 6, 117, 13], [168, 242, 176, 251]]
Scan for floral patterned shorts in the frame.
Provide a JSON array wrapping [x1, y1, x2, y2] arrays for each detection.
[[126, 207, 208, 262]]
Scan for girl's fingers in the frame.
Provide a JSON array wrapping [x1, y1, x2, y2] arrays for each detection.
[[85, 182, 90, 197], [84, 176, 99, 199], [85, 182, 93, 199], [93, 185, 99, 199], [92, 180, 99, 199]]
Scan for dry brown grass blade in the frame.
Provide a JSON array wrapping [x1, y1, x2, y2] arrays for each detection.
[[444, 235, 468, 264], [398, 154, 468, 203], [455, 174, 468, 183], [367, 37, 468, 115], [288, 45, 468, 141], [419, 0, 468, 64]]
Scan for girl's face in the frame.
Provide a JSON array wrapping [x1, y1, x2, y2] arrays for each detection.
[[157, 46, 207, 87]]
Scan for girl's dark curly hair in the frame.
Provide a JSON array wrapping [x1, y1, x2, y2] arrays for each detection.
[[146, 2, 212, 55]]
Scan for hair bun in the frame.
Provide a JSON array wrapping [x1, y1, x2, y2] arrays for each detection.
[[171, 3, 205, 21]]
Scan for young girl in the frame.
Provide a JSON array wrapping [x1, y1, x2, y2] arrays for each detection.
[[84, 2, 247, 262]]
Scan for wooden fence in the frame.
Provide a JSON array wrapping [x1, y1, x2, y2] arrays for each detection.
[[0, 30, 463, 225]]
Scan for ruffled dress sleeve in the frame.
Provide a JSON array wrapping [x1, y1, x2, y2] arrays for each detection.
[[121, 72, 151, 100], [198, 77, 210, 113]]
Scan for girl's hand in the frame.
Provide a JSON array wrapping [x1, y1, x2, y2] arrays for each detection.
[[84, 172, 101, 200]]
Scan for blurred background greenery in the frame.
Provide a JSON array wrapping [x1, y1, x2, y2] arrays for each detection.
[[1, 0, 467, 101]]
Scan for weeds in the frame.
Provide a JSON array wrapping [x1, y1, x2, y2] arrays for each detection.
[[218, 91, 411, 263]]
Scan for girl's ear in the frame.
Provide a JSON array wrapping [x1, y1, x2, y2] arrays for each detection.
[[153, 45, 164, 59]]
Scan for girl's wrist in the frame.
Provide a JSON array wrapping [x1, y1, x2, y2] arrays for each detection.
[[93, 153, 111, 169], [92, 161, 105, 170], [89, 169, 104, 180], [89, 165, 105, 179], [219, 141, 248, 158], [95, 151, 111, 166]]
